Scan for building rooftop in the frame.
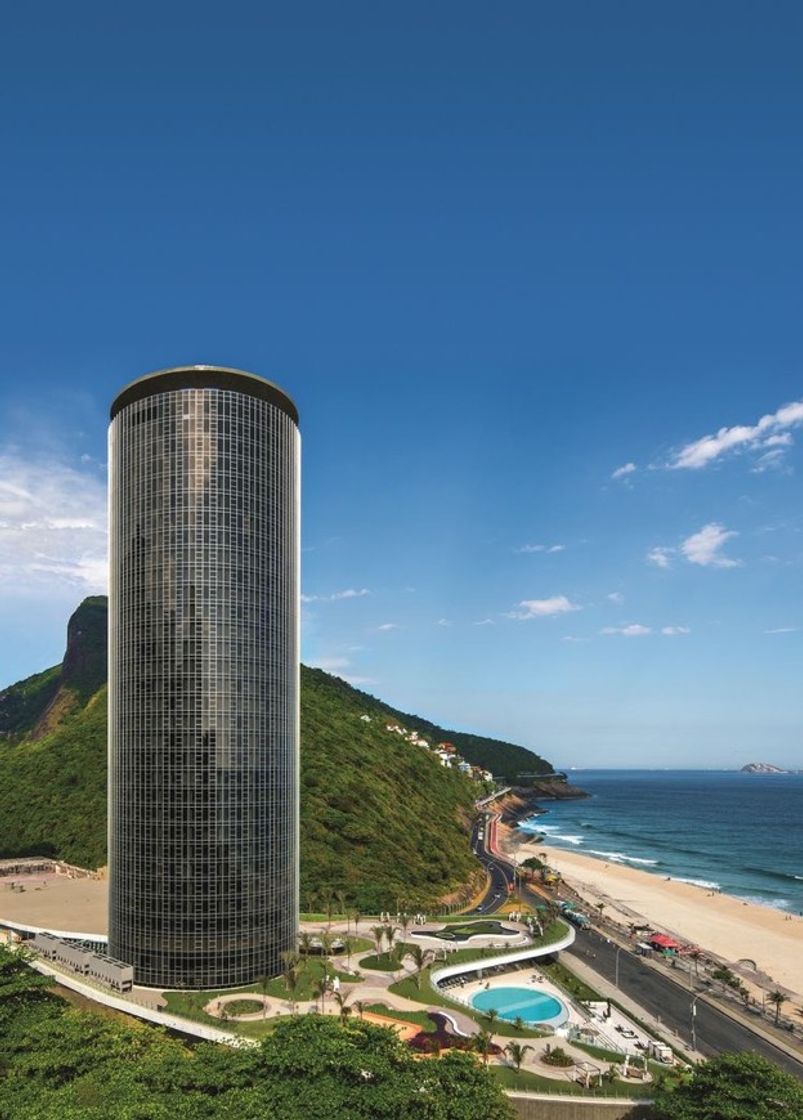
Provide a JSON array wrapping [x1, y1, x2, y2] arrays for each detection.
[[0, 876, 108, 936]]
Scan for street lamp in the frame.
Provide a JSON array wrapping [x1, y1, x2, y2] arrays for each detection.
[[691, 993, 701, 1053]]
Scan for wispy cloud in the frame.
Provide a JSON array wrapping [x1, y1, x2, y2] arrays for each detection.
[[661, 625, 691, 636], [0, 449, 107, 595], [515, 543, 566, 554], [607, 591, 625, 605], [436, 618, 452, 627], [473, 618, 495, 626], [601, 623, 652, 637], [681, 523, 741, 569], [612, 462, 637, 480], [670, 399, 803, 471], [647, 547, 673, 569], [301, 588, 371, 603], [376, 622, 400, 631], [507, 595, 580, 620], [765, 626, 798, 634], [307, 654, 376, 687]]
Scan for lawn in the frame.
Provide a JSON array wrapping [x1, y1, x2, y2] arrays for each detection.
[[492, 1066, 655, 1099]]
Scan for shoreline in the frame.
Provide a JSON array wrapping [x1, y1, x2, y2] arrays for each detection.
[[499, 823, 803, 1001]]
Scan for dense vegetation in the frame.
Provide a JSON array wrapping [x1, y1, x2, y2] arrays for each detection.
[[652, 1051, 803, 1119], [309, 668, 555, 780], [0, 598, 526, 909], [0, 945, 513, 1120]]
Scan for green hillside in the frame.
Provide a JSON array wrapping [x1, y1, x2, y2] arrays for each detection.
[[0, 597, 556, 909]]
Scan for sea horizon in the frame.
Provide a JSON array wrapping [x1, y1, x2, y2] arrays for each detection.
[[518, 769, 803, 915]]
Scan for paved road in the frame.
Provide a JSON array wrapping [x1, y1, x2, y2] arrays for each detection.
[[564, 918, 803, 1080], [467, 818, 512, 914], [469, 808, 803, 1080]]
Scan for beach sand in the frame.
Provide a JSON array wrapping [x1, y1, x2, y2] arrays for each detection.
[[502, 829, 803, 1001]]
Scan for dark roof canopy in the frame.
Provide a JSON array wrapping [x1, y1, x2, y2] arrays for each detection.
[[110, 365, 298, 425]]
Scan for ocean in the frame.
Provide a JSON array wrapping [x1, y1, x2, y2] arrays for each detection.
[[517, 769, 803, 914]]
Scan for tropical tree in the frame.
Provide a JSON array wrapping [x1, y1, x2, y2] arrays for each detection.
[[652, 1051, 803, 1120], [483, 1007, 499, 1030], [404, 944, 433, 989], [384, 924, 399, 952], [768, 990, 787, 1025], [504, 1040, 532, 1072], [350, 909, 361, 934], [353, 999, 367, 1019], [312, 977, 330, 1015], [334, 991, 352, 1025], [282, 960, 304, 1015], [258, 973, 272, 1019], [370, 925, 385, 955], [298, 931, 314, 959], [399, 913, 411, 941], [343, 936, 354, 969], [473, 1027, 495, 1066]]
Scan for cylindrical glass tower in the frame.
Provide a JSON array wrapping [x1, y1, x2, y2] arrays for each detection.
[[108, 366, 299, 989]]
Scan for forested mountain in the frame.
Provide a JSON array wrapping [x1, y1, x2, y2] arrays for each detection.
[[0, 597, 554, 909]]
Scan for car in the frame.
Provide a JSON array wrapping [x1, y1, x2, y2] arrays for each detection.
[[620, 1028, 638, 1040], [477, 905, 485, 912]]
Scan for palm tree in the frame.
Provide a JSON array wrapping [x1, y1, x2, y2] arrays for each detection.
[[474, 1028, 494, 1066], [513, 1016, 525, 1033], [335, 889, 348, 926], [258, 973, 272, 1019], [298, 931, 313, 960], [404, 945, 433, 989], [399, 913, 411, 942], [312, 977, 329, 1014], [319, 887, 335, 929], [769, 990, 787, 1025], [370, 924, 385, 956], [350, 909, 361, 934], [319, 929, 333, 959], [505, 1041, 532, 1073], [334, 990, 352, 1025], [484, 1007, 500, 1030], [384, 924, 399, 952], [354, 999, 367, 1019], [282, 962, 303, 1015]]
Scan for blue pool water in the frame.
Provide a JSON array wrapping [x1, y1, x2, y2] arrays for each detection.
[[471, 986, 567, 1025]]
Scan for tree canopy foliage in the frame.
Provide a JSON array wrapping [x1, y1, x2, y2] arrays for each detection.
[[652, 1051, 803, 1120], [0, 945, 513, 1120]]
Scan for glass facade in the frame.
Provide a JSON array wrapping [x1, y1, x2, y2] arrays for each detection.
[[108, 367, 299, 989]]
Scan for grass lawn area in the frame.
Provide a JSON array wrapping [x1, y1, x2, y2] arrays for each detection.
[[539, 959, 600, 1002], [492, 1066, 654, 1099], [163, 957, 361, 1028], [218, 998, 265, 1017]]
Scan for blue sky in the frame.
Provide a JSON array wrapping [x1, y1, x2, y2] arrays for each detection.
[[1, 2, 802, 767]]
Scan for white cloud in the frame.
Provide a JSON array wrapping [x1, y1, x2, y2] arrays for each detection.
[[515, 543, 565, 554], [607, 591, 625, 605], [601, 623, 652, 637], [765, 626, 798, 634], [0, 450, 107, 595], [661, 626, 691, 636], [473, 618, 495, 626], [681, 523, 741, 569], [309, 656, 351, 671], [436, 618, 452, 627], [507, 595, 580, 620], [647, 547, 673, 569], [301, 587, 371, 603], [376, 622, 400, 631], [562, 635, 591, 643], [612, 462, 637, 480], [670, 399, 803, 470]]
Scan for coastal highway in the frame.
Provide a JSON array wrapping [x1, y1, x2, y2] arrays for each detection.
[[567, 924, 803, 1080], [467, 818, 513, 914], [470, 809, 803, 1079]]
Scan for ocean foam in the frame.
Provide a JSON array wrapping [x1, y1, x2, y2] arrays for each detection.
[[586, 849, 659, 866], [673, 877, 721, 890]]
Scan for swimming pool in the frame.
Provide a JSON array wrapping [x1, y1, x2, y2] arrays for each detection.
[[471, 986, 568, 1027]]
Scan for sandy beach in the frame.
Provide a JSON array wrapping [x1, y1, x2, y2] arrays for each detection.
[[502, 829, 803, 1002]]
